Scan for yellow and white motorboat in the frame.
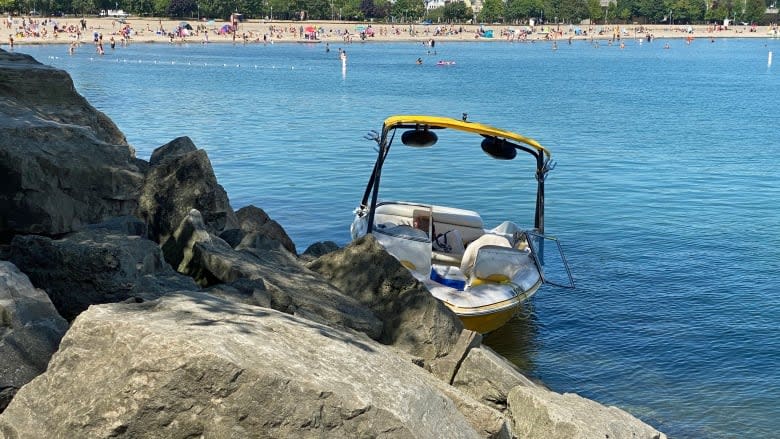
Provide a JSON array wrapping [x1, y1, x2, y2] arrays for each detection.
[[351, 115, 574, 333]]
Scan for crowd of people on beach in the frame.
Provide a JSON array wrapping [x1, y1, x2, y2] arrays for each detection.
[[4, 13, 779, 51]]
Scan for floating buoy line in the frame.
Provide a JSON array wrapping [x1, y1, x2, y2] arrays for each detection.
[[45, 55, 308, 71]]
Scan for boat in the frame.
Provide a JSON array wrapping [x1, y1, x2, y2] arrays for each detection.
[[350, 115, 574, 333]]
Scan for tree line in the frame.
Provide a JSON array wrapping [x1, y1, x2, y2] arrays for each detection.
[[2, 0, 774, 26]]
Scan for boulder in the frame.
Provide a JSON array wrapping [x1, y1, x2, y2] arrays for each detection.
[[0, 50, 144, 239], [452, 346, 538, 411], [148, 136, 197, 166], [0, 292, 506, 438], [300, 240, 340, 262], [0, 261, 68, 413], [307, 235, 464, 368], [5, 229, 198, 321], [218, 205, 296, 255], [165, 210, 383, 339], [85, 215, 148, 237], [506, 385, 667, 439], [138, 137, 238, 245], [0, 50, 126, 145]]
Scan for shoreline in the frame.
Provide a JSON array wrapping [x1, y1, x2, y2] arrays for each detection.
[[5, 17, 780, 47]]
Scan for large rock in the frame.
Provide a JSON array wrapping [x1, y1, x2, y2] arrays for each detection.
[[138, 136, 238, 245], [0, 50, 144, 239], [308, 235, 464, 367], [165, 210, 383, 339], [452, 346, 538, 411], [0, 292, 506, 438], [218, 206, 297, 256], [506, 385, 667, 439], [0, 261, 68, 413], [5, 229, 198, 321]]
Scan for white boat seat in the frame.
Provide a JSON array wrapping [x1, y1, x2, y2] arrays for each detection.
[[374, 202, 485, 244], [460, 233, 511, 279], [375, 203, 483, 228]]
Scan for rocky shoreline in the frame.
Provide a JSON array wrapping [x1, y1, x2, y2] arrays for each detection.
[[0, 48, 665, 438]]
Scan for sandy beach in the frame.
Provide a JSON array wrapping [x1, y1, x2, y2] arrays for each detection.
[[5, 16, 780, 47]]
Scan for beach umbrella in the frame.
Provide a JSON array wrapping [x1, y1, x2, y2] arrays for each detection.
[[305, 26, 316, 33], [179, 22, 193, 30]]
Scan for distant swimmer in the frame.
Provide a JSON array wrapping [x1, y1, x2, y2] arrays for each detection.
[[436, 60, 455, 66], [664, 42, 671, 49], [416, 57, 423, 65]]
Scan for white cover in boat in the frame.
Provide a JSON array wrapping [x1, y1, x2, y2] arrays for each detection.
[[472, 246, 540, 292], [460, 234, 511, 279], [375, 203, 484, 228], [374, 226, 431, 280]]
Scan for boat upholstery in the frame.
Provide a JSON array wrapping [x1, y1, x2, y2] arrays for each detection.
[[459, 233, 511, 279], [374, 202, 485, 244]]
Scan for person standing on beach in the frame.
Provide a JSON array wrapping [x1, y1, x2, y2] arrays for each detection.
[[8, 34, 13, 49]]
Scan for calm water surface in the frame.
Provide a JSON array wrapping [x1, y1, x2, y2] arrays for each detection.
[[18, 37, 780, 438]]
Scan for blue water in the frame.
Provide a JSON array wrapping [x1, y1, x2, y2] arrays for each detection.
[[17, 38, 780, 438]]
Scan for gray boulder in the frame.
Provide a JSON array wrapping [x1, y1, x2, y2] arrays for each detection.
[[506, 385, 667, 439], [85, 215, 148, 237], [148, 135, 197, 166], [165, 210, 383, 339], [452, 346, 538, 411], [5, 229, 198, 321], [0, 50, 144, 238], [307, 235, 464, 368], [218, 205, 297, 255], [0, 261, 68, 413], [138, 137, 238, 245], [0, 292, 506, 438], [300, 240, 341, 262]]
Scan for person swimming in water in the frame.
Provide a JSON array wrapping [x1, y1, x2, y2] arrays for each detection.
[[416, 57, 423, 64]]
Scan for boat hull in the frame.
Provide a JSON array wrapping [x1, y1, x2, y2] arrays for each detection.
[[442, 280, 540, 333], [453, 304, 520, 333]]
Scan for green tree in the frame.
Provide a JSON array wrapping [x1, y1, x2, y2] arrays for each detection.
[[359, 0, 377, 18], [705, 0, 729, 20], [637, 0, 666, 21], [478, 0, 503, 22], [541, 0, 557, 22], [614, 0, 637, 21], [167, 0, 196, 16], [558, 0, 589, 22], [742, 0, 766, 22], [671, 0, 704, 22], [72, 0, 97, 14], [391, 0, 424, 21], [506, 0, 542, 21], [443, 0, 472, 20], [587, 0, 604, 22]]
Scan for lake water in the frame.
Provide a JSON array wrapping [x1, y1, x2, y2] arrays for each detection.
[[17, 36, 780, 438]]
